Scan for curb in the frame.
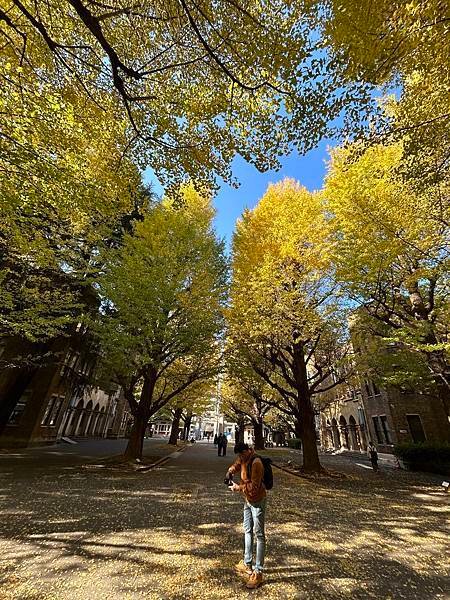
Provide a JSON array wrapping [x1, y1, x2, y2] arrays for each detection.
[[136, 455, 172, 472], [136, 442, 189, 472], [92, 441, 188, 467], [272, 462, 308, 479], [271, 462, 346, 480]]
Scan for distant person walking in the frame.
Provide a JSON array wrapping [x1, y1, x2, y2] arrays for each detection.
[[222, 434, 228, 456], [213, 433, 218, 447], [217, 433, 228, 457], [225, 442, 267, 589], [368, 443, 379, 471]]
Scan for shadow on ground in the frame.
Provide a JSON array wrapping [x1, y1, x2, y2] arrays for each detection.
[[0, 444, 448, 599]]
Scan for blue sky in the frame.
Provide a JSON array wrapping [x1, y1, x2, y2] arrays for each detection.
[[145, 138, 335, 250], [213, 139, 335, 249]]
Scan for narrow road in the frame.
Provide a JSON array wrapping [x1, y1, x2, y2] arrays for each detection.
[[0, 438, 170, 472], [0, 442, 447, 599]]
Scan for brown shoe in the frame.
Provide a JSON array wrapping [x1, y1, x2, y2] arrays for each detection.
[[234, 561, 252, 576], [246, 571, 263, 589]]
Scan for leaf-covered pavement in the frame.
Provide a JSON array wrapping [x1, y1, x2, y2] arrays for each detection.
[[0, 443, 448, 599]]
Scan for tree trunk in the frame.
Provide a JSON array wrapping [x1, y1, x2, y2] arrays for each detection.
[[183, 411, 192, 440], [252, 417, 265, 450], [298, 397, 321, 472], [294, 418, 302, 440], [292, 343, 322, 473], [168, 407, 183, 445], [123, 370, 157, 460], [123, 417, 147, 460], [236, 414, 245, 444]]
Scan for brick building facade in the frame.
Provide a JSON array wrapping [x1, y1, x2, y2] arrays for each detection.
[[361, 379, 450, 452], [0, 334, 130, 448]]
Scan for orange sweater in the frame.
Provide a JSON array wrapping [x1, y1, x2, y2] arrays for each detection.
[[228, 452, 266, 503]]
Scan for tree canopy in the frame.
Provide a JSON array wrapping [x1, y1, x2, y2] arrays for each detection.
[[228, 179, 350, 471], [324, 141, 449, 405], [1, 0, 384, 191], [95, 185, 227, 458], [320, 0, 450, 185]]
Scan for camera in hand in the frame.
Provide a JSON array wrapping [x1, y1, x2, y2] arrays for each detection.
[[224, 473, 233, 486]]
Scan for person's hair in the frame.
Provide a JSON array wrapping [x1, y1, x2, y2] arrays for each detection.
[[234, 442, 249, 454]]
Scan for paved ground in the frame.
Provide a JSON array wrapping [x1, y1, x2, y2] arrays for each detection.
[[0, 438, 176, 469], [0, 441, 448, 600]]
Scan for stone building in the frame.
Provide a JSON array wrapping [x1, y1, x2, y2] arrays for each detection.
[[58, 385, 124, 439], [151, 395, 237, 442], [0, 333, 130, 447], [185, 402, 236, 441], [319, 321, 450, 454], [360, 378, 450, 452], [1, 337, 92, 447], [350, 310, 450, 451], [152, 420, 173, 437], [320, 384, 368, 453]]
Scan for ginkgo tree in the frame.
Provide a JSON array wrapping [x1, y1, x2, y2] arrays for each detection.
[[0, 78, 147, 434], [3, 0, 447, 194], [0, 0, 383, 193], [1, 63, 144, 341], [321, 0, 450, 186], [324, 141, 450, 414], [95, 185, 227, 460], [229, 179, 351, 473]]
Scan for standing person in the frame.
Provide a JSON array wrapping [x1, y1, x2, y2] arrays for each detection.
[[368, 442, 379, 471], [221, 434, 228, 457], [217, 433, 224, 456], [225, 442, 267, 589], [213, 433, 218, 447]]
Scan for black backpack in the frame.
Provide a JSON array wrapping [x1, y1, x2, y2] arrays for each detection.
[[248, 455, 274, 490]]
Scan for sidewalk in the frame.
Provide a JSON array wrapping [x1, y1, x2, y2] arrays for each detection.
[[323, 448, 400, 468], [0, 442, 448, 600], [0, 437, 180, 475]]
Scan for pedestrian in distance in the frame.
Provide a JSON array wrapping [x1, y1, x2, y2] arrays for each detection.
[[221, 434, 228, 456], [225, 442, 268, 589], [217, 433, 226, 456], [368, 442, 379, 471], [213, 433, 218, 447]]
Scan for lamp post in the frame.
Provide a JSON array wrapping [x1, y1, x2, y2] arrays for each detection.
[[214, 375, 221, 436]]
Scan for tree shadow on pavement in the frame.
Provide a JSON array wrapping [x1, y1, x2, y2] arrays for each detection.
[[0, 447, 448, 600]]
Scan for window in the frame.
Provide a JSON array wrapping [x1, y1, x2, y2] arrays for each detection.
[[372, 381, 381, 396], [372, 416, 383, 444], [406, 414, 426, 443], [380, 415, 392, 444], [357, 407, 366, 427], [364, 381, 372, 397], [41, 395, 64, 426], [8, 390, 32, 425], [48, 397, 63, 426], [8, 401, 27, 425], [41, 398, 53, 426]]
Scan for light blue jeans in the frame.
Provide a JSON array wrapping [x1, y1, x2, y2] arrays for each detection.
[[243, 497, 267, 573]]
